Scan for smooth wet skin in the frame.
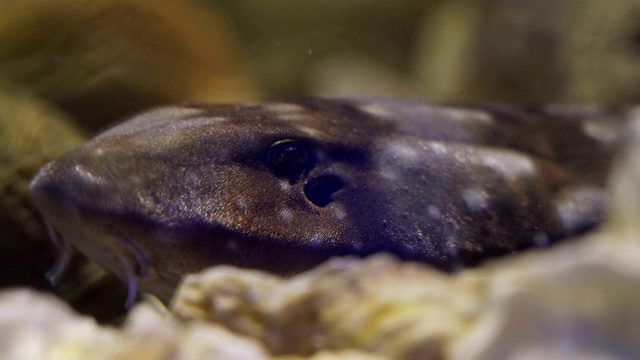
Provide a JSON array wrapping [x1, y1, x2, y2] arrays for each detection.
[[29, 97, 632, 302]]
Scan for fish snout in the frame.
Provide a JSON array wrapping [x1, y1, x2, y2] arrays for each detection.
[[30, 160, 72, 215], [30, 154, 115, 219], [30, 157, 161, 304]]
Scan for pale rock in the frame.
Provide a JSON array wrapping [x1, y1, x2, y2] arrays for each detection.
[[0, 288, 270, 360], [0, 288, 116, 360], [172, 255, 476, 359], [275, 349, 390, 360]]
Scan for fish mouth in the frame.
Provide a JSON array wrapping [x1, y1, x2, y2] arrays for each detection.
[[43, 223, 75, 286], [103, 228, 150, 308], [41, 217, 153, 308], [30, 159, 162, 306]]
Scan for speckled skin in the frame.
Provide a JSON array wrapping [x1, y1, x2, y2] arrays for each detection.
[[29, 97, 632, 301]]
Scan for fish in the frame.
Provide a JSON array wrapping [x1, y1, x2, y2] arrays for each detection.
[[29, 97, 633, 303]]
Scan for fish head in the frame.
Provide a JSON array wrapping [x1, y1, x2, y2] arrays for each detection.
[[29, 99, 413, 300]]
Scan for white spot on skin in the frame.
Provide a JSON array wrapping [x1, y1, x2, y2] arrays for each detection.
[[309, 233, 326, 245], [428, 205, 441, 219], [332, 205, 347, 220], [358, 103, 394, 118], [280, 209, 293, 221], [583, 120, 621, 145], [380, 168, 398, 181], [279, 180, 290, 192], [274, 112, 314, 122], [461, 188, 489, 211], [440, 108, 495, 124], [478, 150, 536, 177], [166, 117, 226, 131], [236, 197, 248, 210], [96, 107, 207, 139], [93, 148, 105, 157], [386, 140, 419, 161], [427, 142, 450, 157], [556, 187, 607, 232], [264, 103, 306, 113], [74, 165, 105, 184], [297, 126, 322, 137]]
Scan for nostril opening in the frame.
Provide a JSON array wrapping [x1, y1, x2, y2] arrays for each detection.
[[304, 175, 344, 207]]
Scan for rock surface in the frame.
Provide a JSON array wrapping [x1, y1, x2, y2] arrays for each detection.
[[173, 256, 472, 359], [0, 288, 273, 360]]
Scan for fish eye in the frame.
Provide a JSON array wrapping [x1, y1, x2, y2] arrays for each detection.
[[267, 139, 309, 176]]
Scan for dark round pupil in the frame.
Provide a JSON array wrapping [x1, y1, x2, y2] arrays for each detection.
[[267, 139, 308, 175]]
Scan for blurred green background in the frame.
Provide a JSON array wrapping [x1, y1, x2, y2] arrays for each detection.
[[219, 0, 640, 104], [2, 0, 640, 130]]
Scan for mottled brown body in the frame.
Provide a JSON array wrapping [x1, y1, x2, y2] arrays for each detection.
[[29, 97, 633, 302]]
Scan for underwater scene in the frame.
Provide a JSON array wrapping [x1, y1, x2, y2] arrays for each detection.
[[2, 1, 640, 359]]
